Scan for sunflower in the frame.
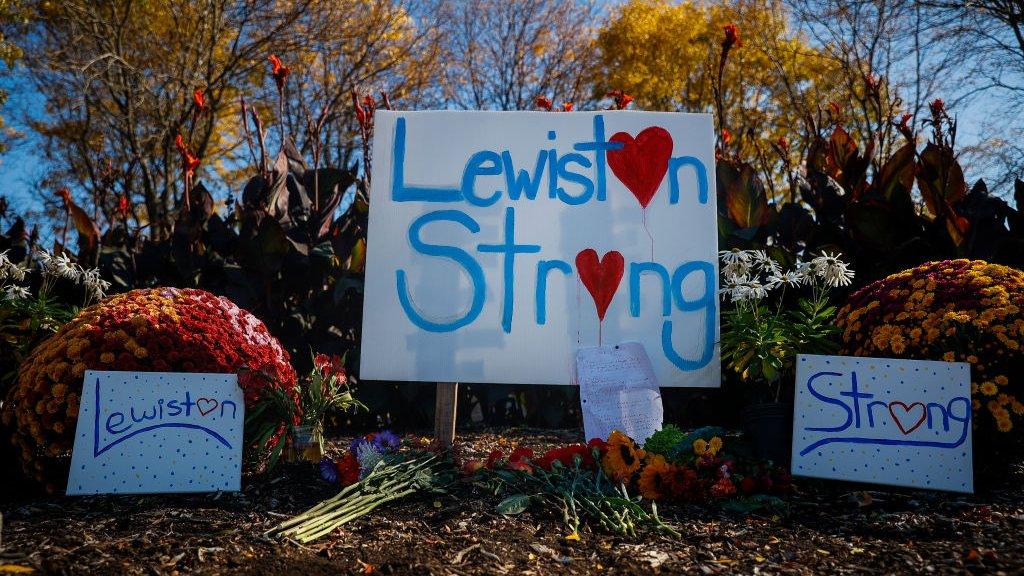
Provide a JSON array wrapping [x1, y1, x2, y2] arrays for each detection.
[[602, 430, 645, 481], [637, 455, 674, 501]]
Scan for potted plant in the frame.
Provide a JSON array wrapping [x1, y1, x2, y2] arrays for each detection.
[[718, 249, 853, 463], [294, 353, 366, 462]]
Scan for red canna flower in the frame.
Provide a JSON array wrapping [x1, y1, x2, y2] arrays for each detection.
[[605, 90, 633, 110], [776, 136, 790, 153], [268, 54, 290, 91], [930, 98, 945, 116], [117, 195, 129, 217], [174, 134, 201, 178], [721, 128, 732, 145], [562, 102, 574, 112], [898, 113, 913, 131], [722, 23, 741, 49], [193, 88, 206, 113], [535, 95, 553, 111]]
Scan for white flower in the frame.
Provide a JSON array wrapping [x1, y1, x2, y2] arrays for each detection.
[[725, 279, 769, 302], [811, 252, 855, 288], [3, 284, 31, 301], [82, 268, 111, 301], [751, 250, 782, 276], [719, 249, 753, 265], [767, 270, 804, 289], [721, 259, 753, 285], [37, 248, 80, 281]]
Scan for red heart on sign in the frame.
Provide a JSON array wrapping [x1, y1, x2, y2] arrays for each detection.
[[888, 401, 927, 435], [575, 249, 624, 321], [607, 127, 673, 208]]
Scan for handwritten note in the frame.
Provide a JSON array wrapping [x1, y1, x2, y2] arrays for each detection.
[[792, 354, 973, 493], [67, 371, 244, 495], [577, 342, 663, 443]]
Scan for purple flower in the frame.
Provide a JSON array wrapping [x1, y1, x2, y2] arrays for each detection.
[[319, 456, 338, 484], [373, 430, 400, 452]]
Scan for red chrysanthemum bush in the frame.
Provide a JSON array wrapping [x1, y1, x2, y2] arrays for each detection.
[[835, 260, 1024, 459], [1, 288, 299, 491]]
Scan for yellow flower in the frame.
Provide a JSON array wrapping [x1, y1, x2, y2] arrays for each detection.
[[603, 430, 644, 480], [942, 351, 956, 362], [997, 418, 1013, 432], [995, 375, 1009, 386], [966, 355, 978, 364], [637, 455, 673, 501], [980, 382, 998, 396], [693, 438, 708, 456], [708, 436, 723, 455]]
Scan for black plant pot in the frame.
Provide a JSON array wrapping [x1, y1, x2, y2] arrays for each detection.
[[742, 402, 793, 466]]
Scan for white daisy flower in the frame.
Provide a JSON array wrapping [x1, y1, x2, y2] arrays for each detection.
[[767, 270, 803, 289], [812, 251, 855, 288], [3, 284, 31, 301], [718, 249, 752, 265], [721, 259, 753, 285]]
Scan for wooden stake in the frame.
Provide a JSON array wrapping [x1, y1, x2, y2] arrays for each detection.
[[433, 382, 458, 447]]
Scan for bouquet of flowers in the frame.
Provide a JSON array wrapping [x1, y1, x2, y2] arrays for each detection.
[[464, 438, 679, 539], [295, 353, 365, 461], [270, 432, 454, 543], [719, 249, 853, 402]]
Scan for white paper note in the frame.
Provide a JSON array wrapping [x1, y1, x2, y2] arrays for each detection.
[[577, 342, 663, 444]]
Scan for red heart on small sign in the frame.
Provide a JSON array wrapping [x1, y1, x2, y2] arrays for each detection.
[[575, 249, 624, 321], [888, 401, 927, 435], [196, 397, 219, 417], [607, 127, 673, 208]]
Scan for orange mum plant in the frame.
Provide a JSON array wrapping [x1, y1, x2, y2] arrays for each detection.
[[836, 260, 1024, 445], [1, 288, 299, 491]]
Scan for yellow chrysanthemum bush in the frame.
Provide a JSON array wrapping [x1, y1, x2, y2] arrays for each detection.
[[1, 288, 299, 491], [836, 260, 1024, 455]]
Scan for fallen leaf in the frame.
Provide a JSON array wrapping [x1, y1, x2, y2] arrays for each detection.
[[0, 566, 34, 574], [564, 532, 580, 542]]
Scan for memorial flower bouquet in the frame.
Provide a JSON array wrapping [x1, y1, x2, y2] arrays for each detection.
[[271, 433, 454, 543], [293, 353, 365, 461], [464, 437, 679, 539], [718, 249, 852, 403]]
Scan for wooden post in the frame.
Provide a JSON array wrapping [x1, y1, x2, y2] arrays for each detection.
[[434, 382, 458, 447]]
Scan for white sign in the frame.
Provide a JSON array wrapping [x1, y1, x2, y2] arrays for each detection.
[[578, 342, 663, 444], [67, 371, 244, 495], [791, 354, 973, 493], [361, 110, 720, 387]]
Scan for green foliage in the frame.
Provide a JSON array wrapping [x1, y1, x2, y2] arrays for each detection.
[[643, 424, 686, 457], [717, 118, 1024, 287]]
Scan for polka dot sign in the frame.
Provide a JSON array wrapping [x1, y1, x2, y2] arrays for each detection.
[[791, 354, 973, 493], [66, 371, 244, 495]]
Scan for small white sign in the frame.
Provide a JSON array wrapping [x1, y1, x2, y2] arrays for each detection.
[[360, 110, 720, 387], [792, 354, 973, 493], [67, 371, 244, 495], [578, 342, 663, 444]]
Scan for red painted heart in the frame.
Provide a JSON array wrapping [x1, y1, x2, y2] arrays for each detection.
[[888, 401, 927, 435], [575, 249, 624, 321], [196, 397, 219, 417], [607, 126, 674, 208]]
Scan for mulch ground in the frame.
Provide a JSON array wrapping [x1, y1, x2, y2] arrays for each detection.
[[1, 428, 1022, 575]]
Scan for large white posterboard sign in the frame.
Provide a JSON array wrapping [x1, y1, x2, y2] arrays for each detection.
[[67, 371, 244, 495], [792, 354, 973, 493], [360, 111, 720, 387]]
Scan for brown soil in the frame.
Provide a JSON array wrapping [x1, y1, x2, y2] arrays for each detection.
[[1, 428, 1022, 575]]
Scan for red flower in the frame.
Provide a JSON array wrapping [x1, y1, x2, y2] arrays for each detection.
[[710, 477, 737, 498], [313, 353, 346, 382], [721, 128, 732, 145], [485, 449, 504, 469], [193, 88, 206, 113], [268, 54, 290, 91], [117, 195, 129, 217], [508, 446, 534, 465], [776, 137, 789, 153], [722, 23, 741, 49], [535, 95, 553, 111], [174, 134, 201, 178], [461, 459, 484, 476], [562, 102, 574, 112], [740, 476, 757, 494], [55, 187, 71, 206], [930, 98, 945, 116], [605, 90, 633, 110], [353, 91, 376, 129], [505, 460, 533, 474], [336, 451, 360, 486]]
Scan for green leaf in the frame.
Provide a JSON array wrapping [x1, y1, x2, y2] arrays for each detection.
[[496, 494, 532, 515]]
